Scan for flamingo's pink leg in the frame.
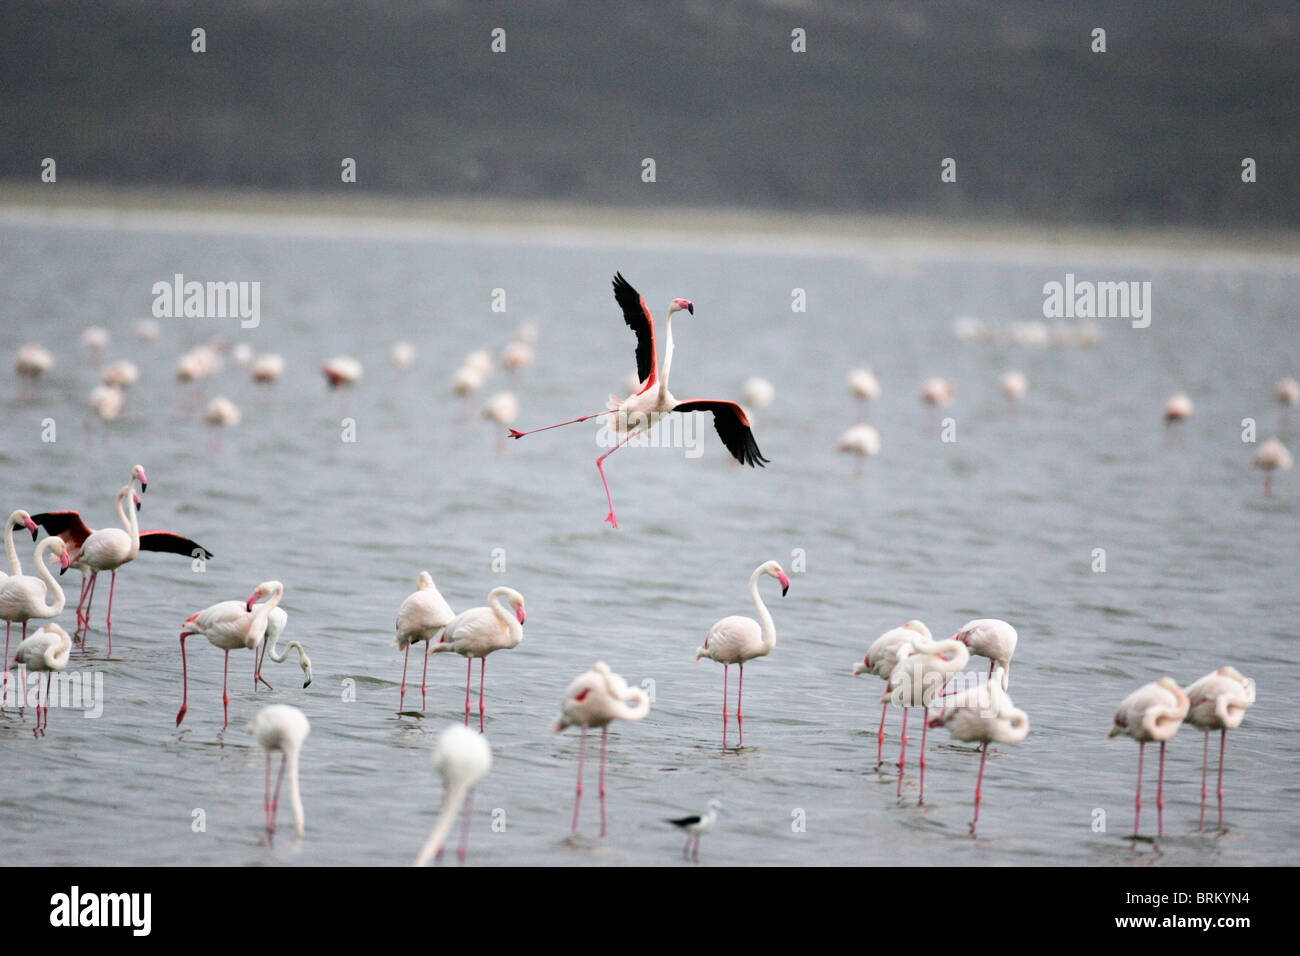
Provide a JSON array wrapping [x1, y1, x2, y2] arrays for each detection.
[[876, 703, 888, 768], [43, 672, 52, 730], [737, 664, 745, 747], [420, 643, 430, 712], [897, 707, 910, 797], [3, 621, 10, 702], [458, 788, 475, 862], [721, 664, 729, 749], [595, 430, 640, 528], [599, 726, 608, 837], [1157, 740, 1167, 837], [82, 572, 99, 641], [571, 726, 586, 835], [1134, 741, 1145, 836], [269, 753, 286, 835], [264, 752, 273, 830], [970, 742, 988, 835], [222, 649, 230, 730], [478, 658, 486, 733], [1217, 729, 1227, 830], [509, 411, 607, 440], [104, 569, 117, 655], [463, 657, 472, 726], [398, 644, 410, 713], [74, 574, 89, 632], [918, 707, 929, 805], [1199, 730, 1209, 830], [176, 633, 191, 725], [256, 637, 274, 691]]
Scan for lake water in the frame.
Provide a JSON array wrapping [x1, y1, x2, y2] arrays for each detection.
[[0, 205, 1296, 866]]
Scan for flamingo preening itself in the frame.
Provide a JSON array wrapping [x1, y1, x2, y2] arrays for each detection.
[[853, 620, 932, 768], [508, 273, 768, 528], [1183, 667, 1255, 831], [1108, 677, 1189, 837]]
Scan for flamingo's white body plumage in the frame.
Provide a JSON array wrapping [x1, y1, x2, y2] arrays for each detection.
[[430, 586, 526, 730], [1184, 666, 1254, 830], [952, 618, 1018, 688], [248, 704, 310, 837], [394, 571, 455, 712], [1109, 677, 1189, 836], [853, 619, 930, 767], [882, 636, 969, 802]]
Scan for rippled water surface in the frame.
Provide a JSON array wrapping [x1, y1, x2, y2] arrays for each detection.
[[0, 209, 1296, 866]]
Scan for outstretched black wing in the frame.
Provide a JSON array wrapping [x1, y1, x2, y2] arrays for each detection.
[[673, 400, 769, 467], [139, 531, 213, 560], [30, 511, 92, 547], [612, 272, 657, 387]]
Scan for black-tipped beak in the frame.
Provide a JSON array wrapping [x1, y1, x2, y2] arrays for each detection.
[[135, 500, 142, 512], [59, 565, 68, 576], [141, 482, 148, 493], [27, 526, 37, 542], [303, 678, 312, 688], [781, 584, 789, 596], [687, 303, 694, 315]]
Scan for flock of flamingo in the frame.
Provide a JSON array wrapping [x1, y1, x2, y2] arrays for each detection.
[[5, 271, 1279, 861]]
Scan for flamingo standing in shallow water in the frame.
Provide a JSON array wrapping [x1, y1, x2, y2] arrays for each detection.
[[0, 537, 71, 660], [951, 619, 1018, 687], [428, 587, 526, 731], [882, 636, 969, 802], [176, 581, 289, 729], [695, 560, 789, 748], [1, 511, 40, 685], [508, 273, 768, 528], [928, 669, 1030, 834], [554, 661, 651, 837], [853, 620, 931, 767], [1252, 437, 1292, 496], [247, 704, 310, 838], [1108, 677, 1189, 837], [394, 571, 455, 713], [9, 623, 72, 732], [414, 725, 492, 866], [253, 606, 312, 691], [1183, 667, 1254, 831]]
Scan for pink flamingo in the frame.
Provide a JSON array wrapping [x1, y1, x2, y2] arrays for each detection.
[[8, 623, 72, 733], [695, 561, 789, 748], [1, 510, 40, 686], [0, 537, 71, 662], [881, 637, 969, 802], [554, 662, 650, 837], [1184, 667, 1255, 831], [1108, 677, 1189, 837], [928, 669, 1030, 834], [428, 587, 525, 731], [394, 571, 455, 714], [951, 618, 1018, 687], [508, 273, 767, 528], [176, 581, 287, 729], [852, 620, 931, 767]]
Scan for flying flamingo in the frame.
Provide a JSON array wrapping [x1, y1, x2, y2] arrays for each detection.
[[667, 799, 722, 861], [853, 620, 931, 767], [414, 724, 492, 866], [554, 661, 651, 837], [927, 669, 1030, 834], [9, 623, 72, 733], [881, 636, 970, 802], [508, 273, 768, 528], [695, 560, 789, 748], [1108, 677, 1189, 837], [1183, 667, 1255, 831], [428, 587, 526, 731], [176, 580, 288, 729], [394, 571, 455, 713], [951, 619, 1018, 687], [0, 537, 71, 661], [247, 704, 310, 838]]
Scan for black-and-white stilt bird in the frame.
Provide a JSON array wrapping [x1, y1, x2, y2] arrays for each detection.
[[666, 799, 722, 860]]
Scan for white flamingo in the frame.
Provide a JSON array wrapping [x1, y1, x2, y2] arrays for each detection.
[[429, 587, 526, 731], [247, 704, 310, 838], [8, 622, 72, 732], [882, 636, 969, 802], [394, 571, 455, 713], [853, 620, 931, 767], [951, 618, 1018, 687], [414, 724, 492, 866], [554, 662, 651, 837], [1184, 667, 1255, 831], [695, 560, 790, 748], [1108, 677, 1189, 837]]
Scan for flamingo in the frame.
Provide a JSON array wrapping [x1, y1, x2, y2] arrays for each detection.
[[0, 537, 71, 648], [1252, 437, 1292, 495], [81, 326, 109, 355], [921, 377, 955, 407], [742, 376, 775, 410], [1183, 667, 1254, 831], [101, 360, 139, 389], [88, 384, 124, 422], [509, 273, 767, 528], [204, 396, 242, 427], [1108, 677, 1189, 837], [231, 343, 254, 368], [414, 724, 492, 866], [554, 661, 651, 837], [847, 367, 882, 403], [14, 343, 54, 381], [836, 423, 881, 470], [1164, 391, 1193, 424], [927, 669, 1030, 834], [394, 571, 455, 713], [134, 319, 160, 341], [321, 356, 362, 388], [1276, 377, 1299, 407], [390, 342, 416, 370], [176, 580, 287, 729], [251, 353, 285, 383], [1, 510, 40, 692], [951, 619, 1018, 688], [8, 623, 72, 732], [253, 606, 312, 691], [501, 340, 534, 373], [695, 560, 790, 748], [667, 799, 722, 861], [247, 704, 310, 838], [852, 620, 931, 767], [1000, 371, 1028, 402], [428, 587, 526, 731], [881, 636, 969, 802]]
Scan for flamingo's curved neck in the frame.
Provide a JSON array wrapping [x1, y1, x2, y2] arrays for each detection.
[[748, 566, 776, 654], [488, 588, 522, 643], [414, 781, 469, 866], [4, 516, 22, 575], [115, 485, 141, 557], [619, 688, 651, 721], [32, 538, 66, 617], [285, 747, 306, 836], [658, 311, 676, 398]]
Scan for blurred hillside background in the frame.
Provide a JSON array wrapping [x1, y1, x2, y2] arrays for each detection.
[[1, 0, 1296, 228]]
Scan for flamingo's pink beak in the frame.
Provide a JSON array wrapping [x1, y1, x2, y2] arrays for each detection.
[[516, 606, 526, 625], [246, 593, 259, 612], [23, 517, 37, 540], [139, 471, 148, 492], [133, 491, 143, 512], [778, 571, 790, 596], [59, 550, 71, 572]]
